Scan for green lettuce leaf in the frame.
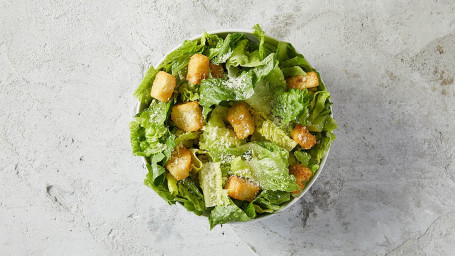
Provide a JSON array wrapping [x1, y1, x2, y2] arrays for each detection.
[[231, 156, 300, 192], [144, 164, 176, 204], [258, 120, 297, 151], [275, 41, 298, 62], [159, 39, 203, 76], [280, 56, 314, 72], [178, 82, 200, 102], [281, 66, 306, 77], [211, 33, 245, 64], [252, 190, 291, 211], [199, 162, 230, 207], [226, 39, 262, 67], [294, 151, 311, 166], [174, 131, 201, 148], [199, 70, 254, 116], [306, 91, 338, 132], [252, 24, 276, 60], [273, 88, 313, 125], [200, 32, 224, 59], [309, 131, 335, 164], [129, 100, 175, 160], [209, 199, 251, 229], [178, 179, 205, 215], [245, 80, 273, 117], [134, 66, 159, 105]]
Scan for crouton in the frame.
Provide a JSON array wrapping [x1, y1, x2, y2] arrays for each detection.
[[227, 102, 255, 139], [187, 54, 210, 85], [150, 71, 176, 102], [289, 163, 313, 193], [225, 176, 260, 202], [171, 101, 204, 132], [210, 63, 224, 78], [290, 124, 317, 149], [286, 71, 319, 90], [165, 146, 192, 181]]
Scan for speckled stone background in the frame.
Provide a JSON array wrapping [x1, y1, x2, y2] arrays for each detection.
[[1, 0, 454, 255]]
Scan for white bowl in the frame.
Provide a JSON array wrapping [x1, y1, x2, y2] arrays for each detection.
[[137, 29, 332, 224]]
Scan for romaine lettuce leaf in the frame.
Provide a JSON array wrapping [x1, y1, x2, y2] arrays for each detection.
[[306, 91, 338, 132], [280, 56, 313, 72], [199, 162, 230, 207], [226, 39, 262, 68], [281, 66, 306, 77], [258, 120, 297, 151], [200, 32, 224, 59], [159, 39, 203, 76], [129, 100, 175, 160], [199, 124, 244, 162], [199, 71, 254, 116], [134, 66, 159, 105], [178, 82, 200, 102], [294, 151, 311, 166], [178, 179, 205, 215], [174, 131, 201, 148], [273, 88, 313, 125], [211, 33, 245, 64], [309, 131, 335, 164], [251, 190, 291, 211], [144, 164, 176, 204], [275, 41, 298, 62], [252, 53, 277, 85], [231, 156, 300, 192], [253, 24, 277, 60], [245, 80, 273, 117], [209, 199, 251, 229]]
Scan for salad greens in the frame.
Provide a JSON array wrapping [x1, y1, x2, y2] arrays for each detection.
[[130, 25, 337, 229]]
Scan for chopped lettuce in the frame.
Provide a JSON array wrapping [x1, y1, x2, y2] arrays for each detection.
[[178, 82, 200, 102], [211, 33, 245, 64], [258, 120, 297, 151], [281, 66, 306, 77], [209, 199, 251, 229], [178, 179, 205, 215], [273, 88, 313, 125], [159, 40, 203, 76], [131, 25, 337, 229], [174, 131, 201, 148], [231, 156, 300, 192], [144, 164, 176, 204], [199, 70, 254, 117], [275, 41, 298, 62], [134, 66, 159, 105], [251, 190, 291, 211], [226, 39, 262, 68], [129, 100, 175, 160], [245, 80, 273, 117], [199, 162, 230, 207], [306, 91, 338, 132]]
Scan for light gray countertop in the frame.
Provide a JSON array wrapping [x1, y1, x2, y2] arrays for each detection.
[[1, 0, 454, 255]]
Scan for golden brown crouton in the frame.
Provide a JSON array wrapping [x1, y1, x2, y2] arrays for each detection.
[[150, 71, 176, 102], [289, 163, 313, 193], [290, 124, 317, 149], [227, 102, 255, 139], [165, 146, 192, 181], [171, 101, 204, 132], [225, 176, 260, 202], [286, 71, 319, 90], [210, 63, 224, 78], [187, 54, 210, 85]]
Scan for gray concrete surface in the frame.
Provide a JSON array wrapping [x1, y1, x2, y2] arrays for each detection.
[[1, 0, 454, 255]]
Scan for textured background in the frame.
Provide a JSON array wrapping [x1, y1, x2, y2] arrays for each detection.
[[1, 0, 455, 255]]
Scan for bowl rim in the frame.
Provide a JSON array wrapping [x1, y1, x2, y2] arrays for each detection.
[[136, 29, 333, 224]]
